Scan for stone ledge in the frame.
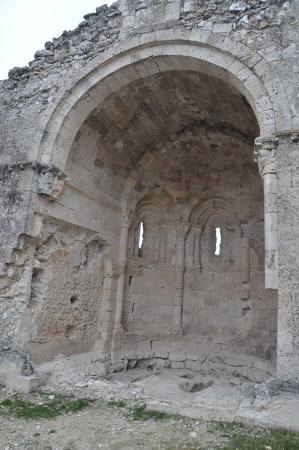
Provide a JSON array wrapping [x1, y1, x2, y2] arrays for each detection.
[[0, 370, 44, 394]]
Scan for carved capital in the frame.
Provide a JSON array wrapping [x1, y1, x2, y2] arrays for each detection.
[[120, 210, 134, 228], [36, 163, 68, 201], [175, 222, 190, 240], [37, 171, 67, 201], [254, 136, 278, 176]]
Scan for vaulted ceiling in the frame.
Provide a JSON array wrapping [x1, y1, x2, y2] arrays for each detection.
[[71, 69, 260, 201], [84, 70, 259, 177]]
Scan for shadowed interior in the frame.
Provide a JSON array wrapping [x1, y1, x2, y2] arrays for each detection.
[[27, 68, 278, 379]]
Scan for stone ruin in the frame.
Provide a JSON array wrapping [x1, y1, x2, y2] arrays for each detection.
[[0, 0, 298, 392]]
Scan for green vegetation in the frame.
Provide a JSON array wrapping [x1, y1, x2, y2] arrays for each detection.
[[107, 399, 127, 408], [215, 422, 299, 450], [128, 404, 172, 421], [1, 394, 299, 450], [0, 396, 92, 420]]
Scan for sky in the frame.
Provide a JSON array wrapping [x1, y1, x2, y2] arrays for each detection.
[[0, 0, 113, 80]]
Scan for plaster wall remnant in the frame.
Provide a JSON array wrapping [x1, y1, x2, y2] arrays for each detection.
[[0, 0, 298, 390]]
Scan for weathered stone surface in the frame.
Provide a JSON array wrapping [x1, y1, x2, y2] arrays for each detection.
[[0, 0, 298, 388]]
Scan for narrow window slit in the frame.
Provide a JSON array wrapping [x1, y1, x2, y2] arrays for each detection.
[[215, 227, 221, 256], [138, 221, 144, 249], [137, 221, 144, 257]]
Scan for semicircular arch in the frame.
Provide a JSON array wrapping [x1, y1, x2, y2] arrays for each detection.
[[36, 31, 292, 174]]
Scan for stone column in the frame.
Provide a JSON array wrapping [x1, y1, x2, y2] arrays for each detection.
[[113, 210, 132, 335], [274, 133, 299, 382], [99, 270, 118, 353], [193, 226, 202, 268], [254, 137, 278, 289], [159, 225, 167, 263], [172, 222, 190, 334], [240, 237, 250, 283]]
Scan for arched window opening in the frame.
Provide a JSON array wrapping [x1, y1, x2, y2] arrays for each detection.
[[215, 227, 221, 256], [138, 221, 144, 257]]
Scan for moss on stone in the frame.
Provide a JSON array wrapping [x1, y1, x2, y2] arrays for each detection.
[[0, 396, 92, 420], [214, 421, 299, 450]]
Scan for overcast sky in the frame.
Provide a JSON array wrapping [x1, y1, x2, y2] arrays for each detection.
[[0, 0, 113, 80]]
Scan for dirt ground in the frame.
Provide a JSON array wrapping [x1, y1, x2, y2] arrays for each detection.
[[0, 397, 223, 450], [2, 364, 299, 450]]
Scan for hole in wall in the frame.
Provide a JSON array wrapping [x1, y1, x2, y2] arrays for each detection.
[[70, 295, 78, 304], [128, 275, 133, 286], [32, 267, 41, 279], [65, 325, 75, 337], [215, 227, 221, 256], [242, 306, 251, 316]]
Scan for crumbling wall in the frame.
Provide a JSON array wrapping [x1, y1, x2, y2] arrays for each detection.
[[0, 232, 35, 353], [22, 220, 106, 363], [0, 161, 40, 364]]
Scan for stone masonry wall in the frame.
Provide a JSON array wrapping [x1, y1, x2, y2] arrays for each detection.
[[0, 0, 298, 382]]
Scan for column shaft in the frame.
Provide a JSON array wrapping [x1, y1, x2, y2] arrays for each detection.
[[113, 211, 132, 334], [173, 223, 190, 333], [255, 137, 278, 289]]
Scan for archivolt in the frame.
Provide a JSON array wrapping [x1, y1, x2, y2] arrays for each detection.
[[36, 30, 292, 174]]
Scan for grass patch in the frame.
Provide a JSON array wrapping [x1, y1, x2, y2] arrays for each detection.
[[215, 422, 299, 450], [107, 399, 127, 408], [0, 396, 92, 420], [128, 404, 171, 421]]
